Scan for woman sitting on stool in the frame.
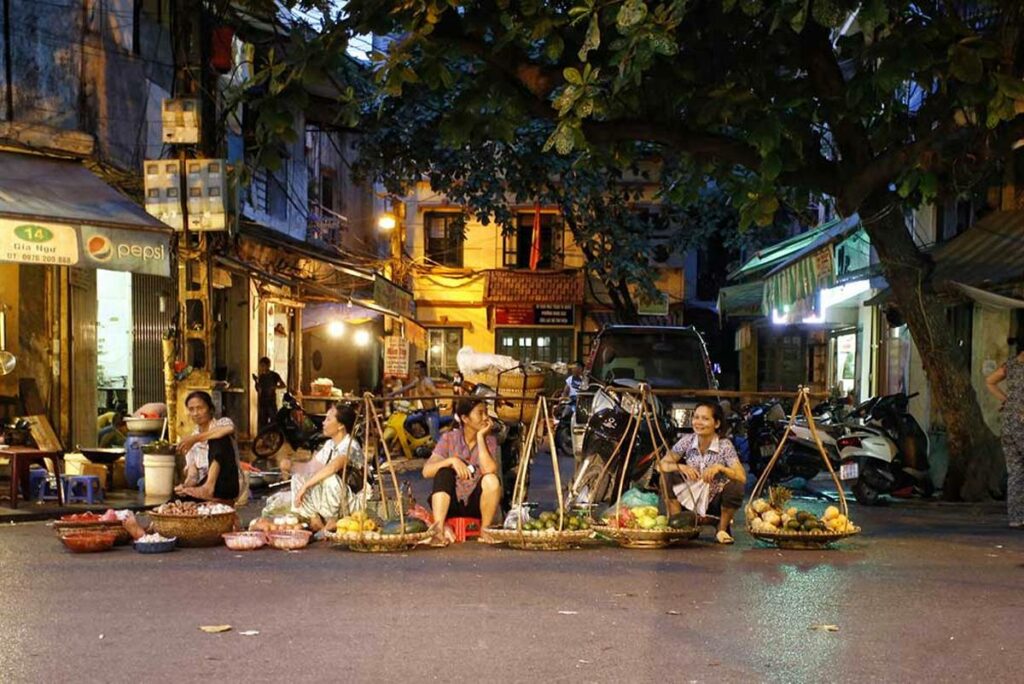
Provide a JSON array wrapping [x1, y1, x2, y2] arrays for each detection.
[[422, 397, 501, 546]]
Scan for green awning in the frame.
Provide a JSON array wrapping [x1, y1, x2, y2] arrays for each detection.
[[728, 218, 846, 281], [762, 216, 864, 315], [717, 281, 764, 318]]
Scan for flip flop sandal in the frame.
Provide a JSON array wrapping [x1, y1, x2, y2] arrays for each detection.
[[715, 530, 735, 545]]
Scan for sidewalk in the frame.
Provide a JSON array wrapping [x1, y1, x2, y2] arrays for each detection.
[[0, 489, 154, 523]]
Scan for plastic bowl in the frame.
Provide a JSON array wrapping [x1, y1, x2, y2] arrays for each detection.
[[266, 529, 313, 550], [133, 537, 178, 554], [60, 530, 118, 553], [222, 531, 267, 551]]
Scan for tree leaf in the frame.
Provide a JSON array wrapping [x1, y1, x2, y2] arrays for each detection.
[[578, 14, 601, 61], [950, 45, 983, 84], [994, 73, 1024, 101], [617, 0, 648, 30]]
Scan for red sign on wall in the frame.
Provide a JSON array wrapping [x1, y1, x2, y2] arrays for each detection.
[[494, 307, 535, 325]]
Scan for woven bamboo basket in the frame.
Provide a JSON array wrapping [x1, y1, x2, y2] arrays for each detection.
[[745, 387, 861, 550], [482, 396, 593, 551], [591, 385, 700, 550], [746, 525, 863, 549], [591, 524, 699, 549], [480, 526, 593, 551], [465, 368, 547, 423], [326, 528, 433, 553], [51, 520, 132, 546], [148, 511, 237, 547], [326, 395, 434, 553]]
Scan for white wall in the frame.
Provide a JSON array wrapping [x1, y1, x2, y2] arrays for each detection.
[[96, 270, 133, 394]]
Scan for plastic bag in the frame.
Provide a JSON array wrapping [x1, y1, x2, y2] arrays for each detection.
[[260, 490, 293, 518], [672, 480, 711, 516], [620, 487, 659, 508], [502, 504, 533, 530], [406, 503, 434, 526]]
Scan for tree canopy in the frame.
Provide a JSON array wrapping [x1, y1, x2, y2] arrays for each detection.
[[228, 0, 1024, 499]]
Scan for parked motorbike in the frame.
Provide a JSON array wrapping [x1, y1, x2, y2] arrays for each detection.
[[380, 401, 454, 460], [252, 392, 328, 458], [567, 380, 672, 506], [838, 392, 933, 505]]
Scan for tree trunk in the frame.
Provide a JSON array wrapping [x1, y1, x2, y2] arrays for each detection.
[[861, 199, 1005, 500]]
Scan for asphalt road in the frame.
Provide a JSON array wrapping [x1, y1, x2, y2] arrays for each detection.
[[1, 497, 1021, 684]]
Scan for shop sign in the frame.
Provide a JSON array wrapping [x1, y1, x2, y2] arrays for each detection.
[[384, 336, 409, 377], [495, 305, 574, 326], [536, 305, 573, 325], [0, 219, 172, 276], [495, 306, 535, 325], [636, 292, 669, 317], [0, 219, 79, 266], [79, 225, 172, 277], [374, 275, 415, 319]]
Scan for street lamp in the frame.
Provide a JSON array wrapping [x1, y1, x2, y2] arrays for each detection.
[[377, 208, 404, 285], [377, 212, 397, 231]]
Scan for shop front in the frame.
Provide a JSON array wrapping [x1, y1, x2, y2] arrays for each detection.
[[719, 215, 878, 399], [0, 151, 174, 447]]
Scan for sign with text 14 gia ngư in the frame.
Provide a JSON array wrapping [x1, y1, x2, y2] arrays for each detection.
[[384, 336, 409, 378]]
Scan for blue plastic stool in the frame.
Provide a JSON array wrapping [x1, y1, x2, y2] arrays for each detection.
[[28, 468, 60, 501], [62, 475, 104, 505]]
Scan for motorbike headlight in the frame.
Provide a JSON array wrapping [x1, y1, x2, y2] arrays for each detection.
[[672, 406, 693, 429]]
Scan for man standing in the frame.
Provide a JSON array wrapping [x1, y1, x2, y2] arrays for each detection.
[[253, 357, 286, 428], [390, 360, 441, 441]]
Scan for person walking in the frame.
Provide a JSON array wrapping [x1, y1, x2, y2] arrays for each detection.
[[985, 346, 1024, 529]]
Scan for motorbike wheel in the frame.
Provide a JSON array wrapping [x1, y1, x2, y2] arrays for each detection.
[[555, 422, 573, 460], [853, 477, 881, 506], [571, 455, 614, 505], [252, 429, 284, 458]]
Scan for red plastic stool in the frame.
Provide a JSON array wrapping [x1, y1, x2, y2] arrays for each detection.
[[447, 517, 482, 543]]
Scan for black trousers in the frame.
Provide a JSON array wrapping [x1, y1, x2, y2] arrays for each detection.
[[431, 467, 484, 518]]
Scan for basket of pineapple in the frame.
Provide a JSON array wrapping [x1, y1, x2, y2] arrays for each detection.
[[745, 387, 861, 549], [746, 486, 860, 549]]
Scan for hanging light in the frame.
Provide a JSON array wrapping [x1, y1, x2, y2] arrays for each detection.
[[354, 329, 371, 347], [328, 320, 346, 338]]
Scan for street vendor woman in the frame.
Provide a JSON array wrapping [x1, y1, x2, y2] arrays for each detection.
[[173, 391, 241, 504], [422, 397, 501, 546], [293, 404, 363, 532], [658, 400, 746, 545]]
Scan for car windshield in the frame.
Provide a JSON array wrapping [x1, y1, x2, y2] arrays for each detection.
[[590, 331, 711, 389]]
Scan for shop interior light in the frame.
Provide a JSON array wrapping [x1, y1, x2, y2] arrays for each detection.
[[328, 320, 346, 338], [354, 329, 371, 347]]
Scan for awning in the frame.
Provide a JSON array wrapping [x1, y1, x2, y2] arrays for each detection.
[[0, 151, 173, 276], [717, 281, 764, 318], [226, 223, 418, 323], [762, 216, 864, 315], [949, 282, 1024, 309], [728, 218, 848, 281], [484, 269, 585, 305], [932, 210, 1024, 286]]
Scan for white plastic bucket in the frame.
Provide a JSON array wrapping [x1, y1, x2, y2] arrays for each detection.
[[143, 454, 177, 497]]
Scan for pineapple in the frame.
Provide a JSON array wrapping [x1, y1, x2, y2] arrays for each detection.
[[767, 485, 792, 512]]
